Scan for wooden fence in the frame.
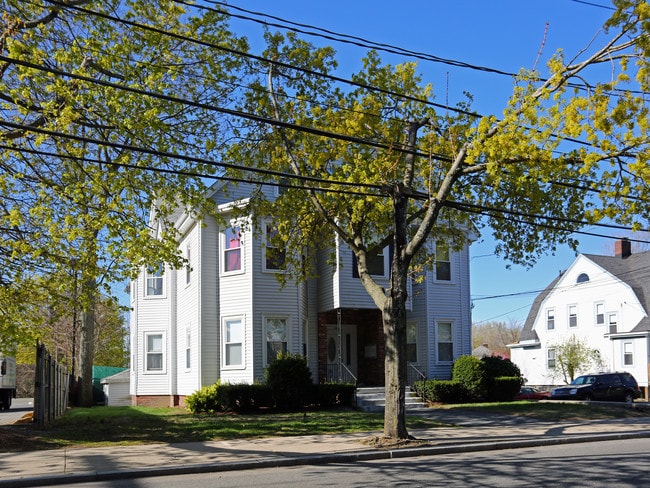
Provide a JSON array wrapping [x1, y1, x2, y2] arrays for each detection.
[[34, 342, 69, 428]]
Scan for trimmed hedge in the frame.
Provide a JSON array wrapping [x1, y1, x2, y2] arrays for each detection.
[[265, 352, 314, 411], [491, 376, 523, 402], [450, 355, 523, 402], [414, 379, 468, 404]]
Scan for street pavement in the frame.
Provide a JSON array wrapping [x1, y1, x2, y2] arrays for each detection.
[[1, 403, 650, 487]]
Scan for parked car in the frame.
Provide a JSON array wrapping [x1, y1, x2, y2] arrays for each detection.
[[514, 386, 550, 400], [550, 372, 641, 402]]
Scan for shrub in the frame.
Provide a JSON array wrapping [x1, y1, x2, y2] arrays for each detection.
[[315, 383, 356, 408], [481, 356, 522, 402], [491, 376, 523, 402], [265, 352, 314, 411], [185, 381, 222, 414], [417, 379, 468, 404], [217, 383, 274, 412], [451, 355, 488, 400]]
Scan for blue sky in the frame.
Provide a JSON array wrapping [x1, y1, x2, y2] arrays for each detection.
[[217, 0, 630, 325]]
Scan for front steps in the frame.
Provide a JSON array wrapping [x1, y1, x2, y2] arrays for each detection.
[[355, 387, 429, 413]]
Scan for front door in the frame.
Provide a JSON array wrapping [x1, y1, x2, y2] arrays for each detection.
[[326, 323, 357, 382]]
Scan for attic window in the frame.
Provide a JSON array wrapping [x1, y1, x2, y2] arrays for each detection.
[[576, 273, 590, 284]]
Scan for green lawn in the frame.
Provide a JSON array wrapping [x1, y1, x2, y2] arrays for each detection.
[[2, 401, 647, 452]]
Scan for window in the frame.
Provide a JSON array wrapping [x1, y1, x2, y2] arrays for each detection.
[[546, 309, 555, 330], [435, 242, 451, 281], [608, 312, 618, 334], [547, 348, 556, 369], [576, 273, 590, 283], [263, 223, 286, 271], [223, 318, 243, 367], [223, 226, 242, 273], [623, 342, 633, 366], [145, 333, 163, 372], [145, 264, 164, 297], [352, 246, 389, 278], [265, 317, 288, 364], [595, 302, 605, 326], [407, 322, 417, 363], [185, 328, 191, 370], [185, 245, 191, 285], [302, 319, 308, 357], [568, 305, 578, 328], [437, 321, 453, 362]]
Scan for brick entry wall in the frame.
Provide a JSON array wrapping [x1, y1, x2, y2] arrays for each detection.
[[318, 308, 385, 386]]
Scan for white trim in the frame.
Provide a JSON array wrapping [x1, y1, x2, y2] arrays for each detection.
[[220, 224, 245, 276], [143, 331, 166, 374], [263, 315, 290, 366], [262, 220, 287, 274], [221, 316, 245, 370]]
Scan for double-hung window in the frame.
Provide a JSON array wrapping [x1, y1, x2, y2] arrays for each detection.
[[223, 226, 242, 273], [265, 317, 288, 364], [595, 302, 605, 326], [623, 342, 633, 366], [223, 318, 243, 367], [547, 349, 556, 369], [435, 242, 451, 281], [263, 223, 286, 271], [546, 309, 555, 330], [145, 264, 164, 297], [145, 333, 164, 372], [437, 321, 453, 362], [568, 305, 578, 328], [407, 322, 417, 363], [608, 312, 618, 334]]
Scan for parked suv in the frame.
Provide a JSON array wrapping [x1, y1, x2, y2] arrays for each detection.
[[550, 372, 641, 402]]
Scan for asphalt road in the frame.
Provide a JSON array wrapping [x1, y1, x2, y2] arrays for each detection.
[[0, 398, 33, 425], [68, 437, 650, 487]]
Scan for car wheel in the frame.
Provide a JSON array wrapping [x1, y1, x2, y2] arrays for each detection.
[[583, 393, 594, 401], [624, 392, 634, 403]]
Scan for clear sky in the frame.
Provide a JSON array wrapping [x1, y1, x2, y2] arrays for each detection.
[[214, 0, 633, 325]]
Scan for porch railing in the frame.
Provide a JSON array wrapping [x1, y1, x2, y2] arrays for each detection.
[[407, 362, 428, 403], [325, 363, 358, 385]]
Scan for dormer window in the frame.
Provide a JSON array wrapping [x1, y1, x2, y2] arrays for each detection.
[[576, 273, 590, 284]]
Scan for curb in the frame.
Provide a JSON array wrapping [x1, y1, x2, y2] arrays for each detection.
[[2, 430, 649, 488]]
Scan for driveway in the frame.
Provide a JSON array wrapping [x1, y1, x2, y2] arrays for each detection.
[[0, 398, 33, 425]]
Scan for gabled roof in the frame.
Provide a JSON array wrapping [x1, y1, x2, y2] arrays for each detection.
[[517, 248, 650, 343], [584, 251, 650, 333]]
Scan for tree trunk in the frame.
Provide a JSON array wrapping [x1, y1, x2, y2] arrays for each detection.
[[383, 184, 410, 440], [77, 278, 96, 407]]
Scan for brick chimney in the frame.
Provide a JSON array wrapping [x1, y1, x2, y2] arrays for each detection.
[[615, 238, 631, 259]]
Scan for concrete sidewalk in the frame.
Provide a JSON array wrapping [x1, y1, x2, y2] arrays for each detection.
[[1, 410, 650, 487]]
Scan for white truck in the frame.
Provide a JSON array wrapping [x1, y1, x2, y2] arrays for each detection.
[[0, 355, 16, 410]]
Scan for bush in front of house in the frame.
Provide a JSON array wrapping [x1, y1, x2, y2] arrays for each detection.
[[414, 379, 468, 404], [315, 383, 356, 408], [265, 352, 314, 411], [490, 376, 524, 402], [185, 381, 222, 414], [451, 355, 488, 401]]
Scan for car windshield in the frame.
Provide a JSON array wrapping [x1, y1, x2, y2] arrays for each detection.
[[571, 375, 596, 385]]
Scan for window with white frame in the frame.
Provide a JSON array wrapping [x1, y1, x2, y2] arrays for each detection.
[[145, 264, 164, 297], [623, 342, 633, 366], [352, 246, 389, 278], [437, 321, 453, 362], [546, 309, 555, 330], [595, 302, 605, 326], [608, 312, 618, 334], [435, 242, 451, 281], [185, 328, 191, 370], [145, 333, 164, 372], [547, 349, 556, 369], [568, 304, 578, 328], [223, 225, 242, 273], [407, 322, 417, 363], [302, 319, 308, 357], [263, 222, 286, 271], [222, 318, 243, 367], [265, 317, 288, 364]]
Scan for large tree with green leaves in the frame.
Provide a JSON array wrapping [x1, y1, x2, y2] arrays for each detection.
[[229, 2, 649, 440], [0, 0, 247, 405]]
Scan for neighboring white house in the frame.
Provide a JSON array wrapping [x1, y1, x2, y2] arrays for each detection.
[[129, 181, 473, 407], [101, 370, 131, 407], [509, 239, 650, 398]]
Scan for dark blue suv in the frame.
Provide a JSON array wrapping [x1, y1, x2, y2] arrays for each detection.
[[550, 372, 641, 402]]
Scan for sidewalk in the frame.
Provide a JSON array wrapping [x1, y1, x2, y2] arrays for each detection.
[[1, 409, 650, 487]]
